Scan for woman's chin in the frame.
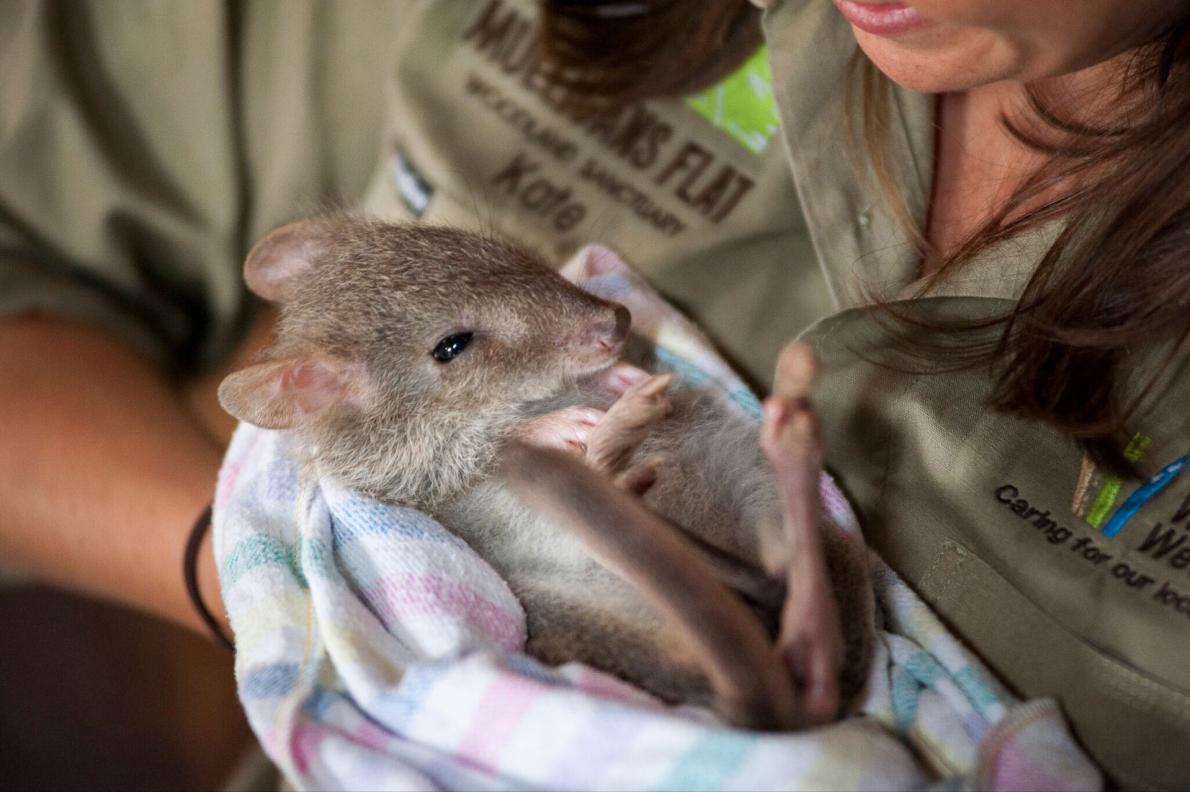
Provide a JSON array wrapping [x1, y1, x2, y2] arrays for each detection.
[[854, 28, 1019, 93]]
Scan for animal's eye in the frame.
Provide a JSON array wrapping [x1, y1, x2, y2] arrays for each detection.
[[431, 332, 473, 363]]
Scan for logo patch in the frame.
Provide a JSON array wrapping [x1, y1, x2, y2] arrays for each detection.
[[1071, 432, 1150, 529], [685, 47, 781, 156], [1070, 431, 1189, 538], [1102, 455, 1189, 537]]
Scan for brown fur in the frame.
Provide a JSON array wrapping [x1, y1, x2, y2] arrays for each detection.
[[219, 217, 872, 728]]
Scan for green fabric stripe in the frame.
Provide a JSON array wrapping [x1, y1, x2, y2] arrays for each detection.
[[1086, 478, 1122, 528], [1124, 432, 1152, 462], [1086, 432, 1151, 527], [222, 533, 302, 589]]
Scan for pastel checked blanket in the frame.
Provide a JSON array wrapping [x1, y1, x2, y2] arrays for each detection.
[[214, 246, 1101, 791]]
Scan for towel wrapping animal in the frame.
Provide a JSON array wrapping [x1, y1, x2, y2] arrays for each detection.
[[214, 247, 1101, 791]]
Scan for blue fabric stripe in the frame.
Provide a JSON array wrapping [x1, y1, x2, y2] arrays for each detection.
[[903, 651, 944, 687], [729, 389, 763, 419], [1102, 456, 1188, 537], [653, 347, 762, 418], [329, 498, 459, 547], [241, 662, 301, 699], [377, 662, 455, 734], [502, 654, 563, 686], [952, 667, 999, 713], [891, 667, 920, 734], [653, 730, 757, 791], [302, 685, 340, 719], [654, 347, 711, 388]]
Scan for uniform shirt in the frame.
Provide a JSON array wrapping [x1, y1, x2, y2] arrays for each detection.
[[2, 1, 1187, 786], [0, 0, 404, 370]]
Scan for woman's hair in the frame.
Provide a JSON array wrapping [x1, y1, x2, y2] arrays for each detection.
[[856, 24, 1190, 469], [538, 0, 762, 111], [539, 1, 1190, 469]]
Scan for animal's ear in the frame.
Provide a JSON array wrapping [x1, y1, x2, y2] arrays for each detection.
[[560, 244, 630, 283], [243, 218, 339, 302], [217, 355, 364, 429]]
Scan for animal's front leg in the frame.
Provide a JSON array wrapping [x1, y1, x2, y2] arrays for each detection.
[[586, 369, 673, 494], [512, 364, 669, 494], [760, 342, 844, 726], [514, 406, 605, 455]]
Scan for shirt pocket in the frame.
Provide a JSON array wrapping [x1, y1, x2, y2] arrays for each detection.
[[917, 536, 1190, 791]]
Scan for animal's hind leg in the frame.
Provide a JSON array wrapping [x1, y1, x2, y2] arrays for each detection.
[[760, 343, 846, 726], [517, 584, 712, 706], [501, 441, 800, 729]]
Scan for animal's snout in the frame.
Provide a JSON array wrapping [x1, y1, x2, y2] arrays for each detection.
[[567, 301, 631, 375], [597, 305, 631, 351]]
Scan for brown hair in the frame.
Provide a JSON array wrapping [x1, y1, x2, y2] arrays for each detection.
[[857, 24, 1190, 468], [539, 2, 1190, 469], [538, 0, 761, 111]]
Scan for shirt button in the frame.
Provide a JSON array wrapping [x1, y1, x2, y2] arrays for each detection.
[[857, 209, 872, 229]]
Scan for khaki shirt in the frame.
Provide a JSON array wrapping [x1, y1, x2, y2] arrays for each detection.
[[2, 1, 1187, 786], [0, 0, 404, 368]]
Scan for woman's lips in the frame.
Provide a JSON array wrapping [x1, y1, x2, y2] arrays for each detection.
[[831, 1, 928, 36]]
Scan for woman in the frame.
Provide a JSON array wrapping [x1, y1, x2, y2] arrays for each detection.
[[1, 0, 1186, 785], [534, 2, 1190, 785]]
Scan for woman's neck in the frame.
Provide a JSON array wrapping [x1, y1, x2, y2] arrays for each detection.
[[923, 53, 1133, 275]]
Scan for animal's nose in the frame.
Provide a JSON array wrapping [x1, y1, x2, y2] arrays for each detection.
[[598, 304, 631, 350]]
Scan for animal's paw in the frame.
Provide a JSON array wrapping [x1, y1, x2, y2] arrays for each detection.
[[594, 361, 651, 400], [515, 406, 605, 455], [611, 456, 664, 496], [586, 373, 673, 475], [760, 343, 822, 477]]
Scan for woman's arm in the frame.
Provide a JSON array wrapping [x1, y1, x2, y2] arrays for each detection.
[[0, 316, 227, 637]]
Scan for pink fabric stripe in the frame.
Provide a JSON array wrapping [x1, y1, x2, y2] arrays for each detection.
[[455, 672, 543, 769], [214, 461, 242, 510], [363, 574, 525, 650], [216, 430, 266, 508], [988, 745, 1068, 791], [818, 475, 852, 524], [290, 717, 325, 775], [355, 719, 392, 751]]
